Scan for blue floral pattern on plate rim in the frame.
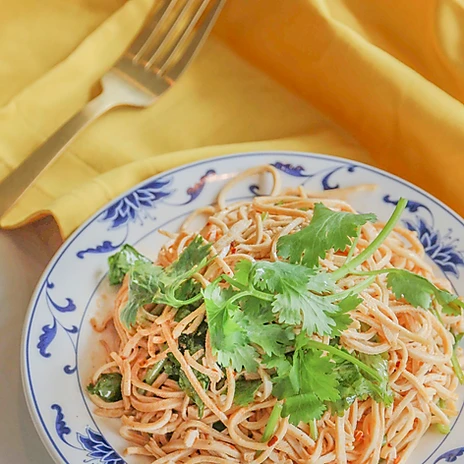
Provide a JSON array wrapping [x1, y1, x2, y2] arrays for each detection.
[[21, 151, 464, 464]]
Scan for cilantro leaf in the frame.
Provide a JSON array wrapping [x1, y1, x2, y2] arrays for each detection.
[[329, 359, 372, 414], [273, 347, 340, 424], [167, 235, 212, 280], [262, 354, 292, 377], [303, 338, 393, 408], [277, 203, 376, 268], [251, 261, 340, 335], [436, 289, 464, 316], [238, 297, 294, 356], [203, 282, 258, 372], [297, 349, 340, 402], [246, 321, 294, 356], [234, 379, 261, 406], [275, 290, 344, 336], [121, 262, 163, 328], [300, 294, 342, 336], [387, 270, 433, 308], [234, 260, 253, 286], [108, 244, 151, 285], [282, 393, 326, 425], [218, 345, 258, 373], [273, 341, 394, 425], [252, 260, 314, 294], [387, 269, 463, 315], [306, 271, 339, 294], [158, 236, 212, 306], [357, 353, 393, 406], [328, 352, 393, 415], [329, 294, 360, 336]]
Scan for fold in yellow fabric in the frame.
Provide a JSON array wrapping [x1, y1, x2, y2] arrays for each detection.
[[0, 0, 462, 238]]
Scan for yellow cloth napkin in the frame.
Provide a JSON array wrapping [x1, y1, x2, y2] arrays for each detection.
[[0, 0, 463, 238]]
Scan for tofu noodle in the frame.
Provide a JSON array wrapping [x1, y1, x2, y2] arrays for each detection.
[[88, 166, 464, 464]]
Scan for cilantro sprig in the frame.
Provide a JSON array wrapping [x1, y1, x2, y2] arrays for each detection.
[[386, 269, 464, 316], [330, 198, 408, 280], [108, 236, 212, 328], [277, 203, 376, 268], [219, 260, 359, 337], [269, 335, 393, 425], [202, 197, 463, 426], [107, 196, 464, 430], [108, 244, 151, 285], [204, 280, 294, 372]]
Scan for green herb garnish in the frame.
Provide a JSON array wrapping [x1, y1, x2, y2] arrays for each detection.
[[164, 354, 209, 418], [87, 373, 122, 403], [106, 197, 464, 431], [234, 379, 262, 406], [120, 236, 211, 328], [108, 244, 151, 285], [143, 359, 167, 386], [277, 203, 376, 268]]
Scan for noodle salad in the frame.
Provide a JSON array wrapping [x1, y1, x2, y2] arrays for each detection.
[[87, 166, 464, 464]]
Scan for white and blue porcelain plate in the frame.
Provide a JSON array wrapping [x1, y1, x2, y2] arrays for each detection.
[[21, 152, 464, 464]]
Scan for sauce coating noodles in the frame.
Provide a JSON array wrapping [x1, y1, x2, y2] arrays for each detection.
[[89, 166, 463, 464]]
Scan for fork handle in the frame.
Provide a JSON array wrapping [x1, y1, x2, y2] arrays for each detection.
[[0, 92, 118, 218]]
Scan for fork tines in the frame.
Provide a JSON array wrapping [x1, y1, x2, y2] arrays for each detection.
[[128, 0, 225, 77]]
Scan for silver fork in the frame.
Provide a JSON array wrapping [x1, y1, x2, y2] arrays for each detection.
[[0, 0, 225, 217]]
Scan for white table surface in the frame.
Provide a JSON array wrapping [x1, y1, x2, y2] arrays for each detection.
[[0, 219, 62, 463]]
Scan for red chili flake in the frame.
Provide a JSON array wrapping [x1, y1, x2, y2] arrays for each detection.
[[396, 361, 401, 368], [268, 436, 278, 447]]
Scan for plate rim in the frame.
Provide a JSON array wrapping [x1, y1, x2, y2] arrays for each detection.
[[20, 150, 464, 464]]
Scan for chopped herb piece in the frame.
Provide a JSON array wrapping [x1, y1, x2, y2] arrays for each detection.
[[178, 369, 209, 418], [178, 321, 207, 355], [234, 379, 262, 406], [87, 373, 122, 403], [144, 359, 166, 386], [436, 423, 451, 434], [164, 354, 209, 417], [261, 402, 283, 443], [309, 419, 318, 440], [213, 421, 227, 432]]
